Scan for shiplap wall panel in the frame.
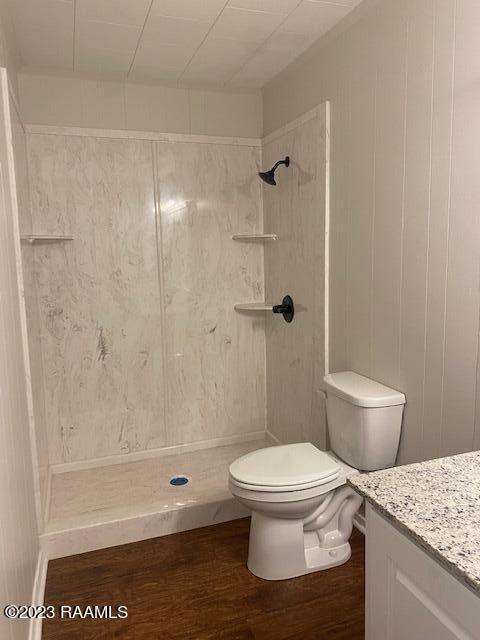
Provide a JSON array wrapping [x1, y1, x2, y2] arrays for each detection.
[[264, 0, 480, 464], [371, 2, 407, 389], [422, 0, 456, 460], [441, 0, 480, 456], [344, 76, 376, 377], [397, 0, 435, 463]]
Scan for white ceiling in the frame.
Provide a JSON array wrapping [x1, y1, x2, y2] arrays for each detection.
[[8, 0, 362, 89]]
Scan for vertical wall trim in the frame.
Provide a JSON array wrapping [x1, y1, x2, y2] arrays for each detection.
[[440, 0, 457, 453], [324, 101, 331, 375], [370, 73, 378, 374], [1, 68, 44, 532], [259, 144, 269, 436], [397, 19, 410, 381], [420, 1, 438, 449], [151, 142, 171, 447]]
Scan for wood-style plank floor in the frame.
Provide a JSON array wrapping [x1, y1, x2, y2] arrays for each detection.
[[43, 518, 365, 640]]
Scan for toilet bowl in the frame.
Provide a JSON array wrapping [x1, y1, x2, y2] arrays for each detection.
[[229, 444, 362, 580], [229, 371, 406, 581]]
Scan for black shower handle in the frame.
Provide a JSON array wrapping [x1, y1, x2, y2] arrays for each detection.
[[272, 295, 294, 323], [272, 303, 290, 314]]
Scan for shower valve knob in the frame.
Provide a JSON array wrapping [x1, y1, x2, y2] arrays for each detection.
[[272, 295, 294, 323]]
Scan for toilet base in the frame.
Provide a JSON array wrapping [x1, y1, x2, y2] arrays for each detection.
[[246, 511, 353, 581], [304, 537, 352, 575]]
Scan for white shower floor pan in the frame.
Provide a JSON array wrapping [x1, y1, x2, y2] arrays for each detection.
[[41, 437, 269, 559]]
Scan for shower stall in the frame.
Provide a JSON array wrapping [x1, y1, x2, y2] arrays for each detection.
[[11, 84, 330, 557]]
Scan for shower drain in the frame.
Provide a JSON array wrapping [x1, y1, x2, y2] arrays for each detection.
[[169, 475, 189, 486]]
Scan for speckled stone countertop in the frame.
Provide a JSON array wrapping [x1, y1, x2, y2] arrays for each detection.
[[348, 451, 480, 596]]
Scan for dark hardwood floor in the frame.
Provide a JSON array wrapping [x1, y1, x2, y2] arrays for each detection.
[[43, 518, 365, 639]]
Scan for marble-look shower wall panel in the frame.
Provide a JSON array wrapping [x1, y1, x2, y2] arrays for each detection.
[[27, 134, 166, 463], [264, 108, 327, 448], [156, 141, 265, 445]]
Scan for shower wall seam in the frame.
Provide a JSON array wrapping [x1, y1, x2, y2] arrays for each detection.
[[151, 141, 171, 448]]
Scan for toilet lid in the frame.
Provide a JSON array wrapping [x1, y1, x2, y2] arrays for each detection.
[[229, 443, 340, 489]]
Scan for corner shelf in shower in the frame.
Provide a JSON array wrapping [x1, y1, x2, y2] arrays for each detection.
[[234, 303, 273, 312], [232, 233, 277, 241], [20, 235, 74, 244]]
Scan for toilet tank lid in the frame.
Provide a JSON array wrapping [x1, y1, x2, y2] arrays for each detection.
[[323, 372, 406, 408]]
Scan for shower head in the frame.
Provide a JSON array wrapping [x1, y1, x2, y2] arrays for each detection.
[[259, 156, 290, 186]]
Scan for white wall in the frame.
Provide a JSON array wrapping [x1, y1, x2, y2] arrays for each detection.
[[0, 69, 39, 640], [18, 69, 263, 138], [0, 0, 19, 97], [263, 0, 480, 465]]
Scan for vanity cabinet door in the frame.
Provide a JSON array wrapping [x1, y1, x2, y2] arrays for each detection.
[[366, 504, 480, 640]]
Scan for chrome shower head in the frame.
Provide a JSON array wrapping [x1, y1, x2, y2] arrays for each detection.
[[259, 156, 290, 186]]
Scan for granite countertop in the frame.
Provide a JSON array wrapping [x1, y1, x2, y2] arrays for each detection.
[[348, 451, 480, 596]]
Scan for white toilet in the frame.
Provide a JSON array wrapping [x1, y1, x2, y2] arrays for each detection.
[[229, 371, 406, 580]]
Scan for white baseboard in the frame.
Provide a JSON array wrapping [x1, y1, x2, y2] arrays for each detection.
[[353, 511, 366, 535], [29, 551, 48, 640]]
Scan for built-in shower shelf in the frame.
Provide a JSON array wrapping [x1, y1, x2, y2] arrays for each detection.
[[234, 302, 273, 312], [232, 233, 277, 241], [21, 235, 74, 244]]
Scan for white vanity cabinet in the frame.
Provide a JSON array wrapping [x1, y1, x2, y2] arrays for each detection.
[[366, 503, 480, 640]]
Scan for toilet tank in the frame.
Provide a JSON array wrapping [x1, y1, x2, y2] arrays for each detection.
[[323, 372, 406, 471]]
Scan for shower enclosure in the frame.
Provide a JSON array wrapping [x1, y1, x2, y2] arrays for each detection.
[[11, 89, 330, 557]]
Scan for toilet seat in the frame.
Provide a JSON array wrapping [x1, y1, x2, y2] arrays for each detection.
[[229, 473, 347, 503], [229, 443, 340, 492], [229, 474, 339, 492]]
